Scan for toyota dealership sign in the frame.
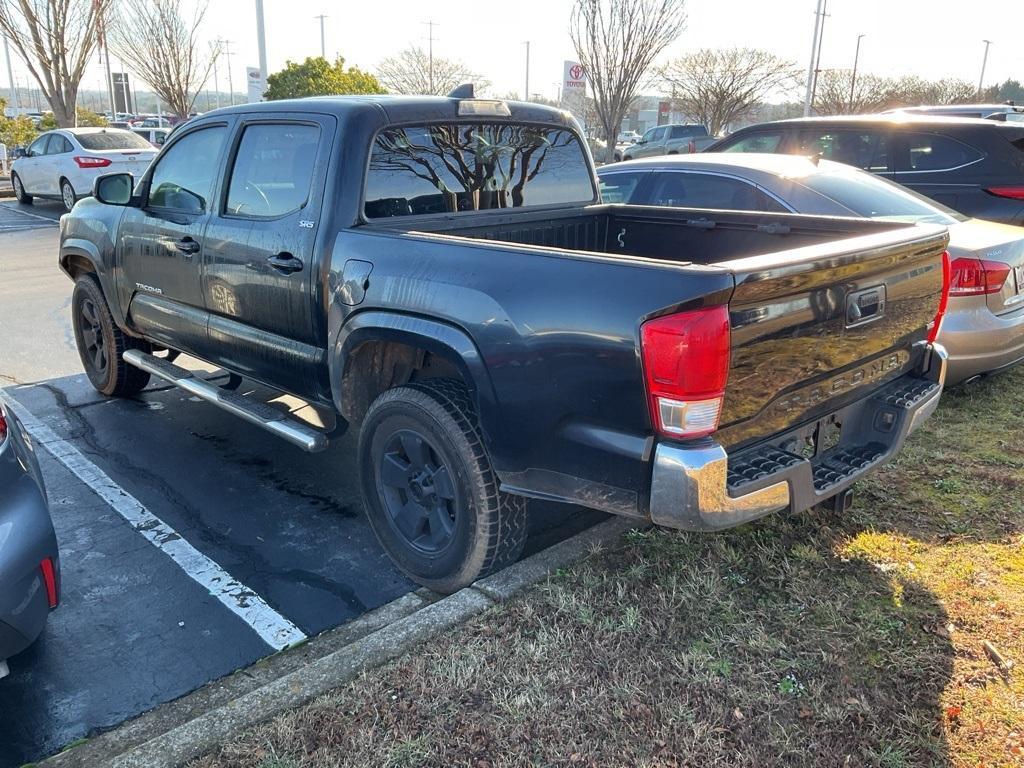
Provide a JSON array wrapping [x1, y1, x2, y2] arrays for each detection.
[[563, 61, 587, 91]]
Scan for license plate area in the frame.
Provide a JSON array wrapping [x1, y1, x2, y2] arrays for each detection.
[[1015, 265, 1024, 294], [775, 414, 843, 461]]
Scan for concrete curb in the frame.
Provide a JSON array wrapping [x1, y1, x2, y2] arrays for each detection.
[[44, 516, 641, 768]]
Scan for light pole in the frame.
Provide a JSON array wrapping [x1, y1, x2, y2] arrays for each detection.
[[978, 39, 992, 99], [221, 40, 235, 106], [523, 41, 530, 101], [255, 0, 268, 89], [315, 15, 327, 59], [803, 0, 826, 116], [849, 34, 865, 111], [2, 34, 17, 109]]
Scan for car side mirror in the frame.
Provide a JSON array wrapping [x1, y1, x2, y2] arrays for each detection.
[[93, 173, 135, 206]]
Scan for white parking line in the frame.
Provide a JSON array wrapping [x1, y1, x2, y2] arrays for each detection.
[[0, 202, 60, 224], [0, 389, 308, 651]]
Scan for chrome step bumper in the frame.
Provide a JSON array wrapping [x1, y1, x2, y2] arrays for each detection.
[[648, 343, 947, 532], [122, 350, 329, 453]]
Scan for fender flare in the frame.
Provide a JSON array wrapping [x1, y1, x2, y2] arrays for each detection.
[[330, 310, 505, 450], [60, 239, 132, 333]]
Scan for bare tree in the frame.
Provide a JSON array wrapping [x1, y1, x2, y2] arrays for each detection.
[[108, 0, 217, 119], [377, 46, 488, 96], [812, 69, 890, 115], [570, 0, 687, 163], [0, 0, 109, 127], [660, 48, 800, 135]]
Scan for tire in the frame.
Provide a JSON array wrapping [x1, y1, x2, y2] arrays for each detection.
[[60, 179, 76, 212], [12, 173, 32, 204], [358, 379, 528, 594], [72, 276, 152, 397]]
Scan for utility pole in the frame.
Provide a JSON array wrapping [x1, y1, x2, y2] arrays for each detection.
[[523, 41, 530, 101], [809, 0, 829, 112], [849, 33, 865, 111], [220, 39, 236, 106], [803, 0, 826, 116], [255, 0, 268, 90], [211, 40, 221, 108], [315, 15, 327, 58], [96, 5, 116, 119], [3, 34, 17, 109], [423, 20, 437, 93], [978, 40, 992, 99]]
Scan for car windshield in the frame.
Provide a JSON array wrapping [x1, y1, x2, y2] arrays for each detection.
[[76, 131, 153, 151], [796, 169, 966, 225]]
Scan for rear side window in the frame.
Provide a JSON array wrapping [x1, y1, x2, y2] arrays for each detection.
[[669, 126, 703, 139], [643, 172, 788, 213], [902, 133, 982, 172], [77, 131, 153, 151], [365, 123, 595, 218], [794, 129, 890, 172], [226, 123, 320, 218], [598, 171, 646, 203], [720, 132, 784, 153], [47, 135, 73, 154]]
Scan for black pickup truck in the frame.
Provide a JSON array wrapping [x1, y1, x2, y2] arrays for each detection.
[[58, 91, 951, 592]]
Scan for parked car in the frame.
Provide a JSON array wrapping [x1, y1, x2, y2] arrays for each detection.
[[131, 127, 170, 148], [599, 153, 1024, 385], [59, 93, 949, 592], [140, 117, 172, 128], [0, 400, 60, 679], [707, 115, 1024, 225], [618, 130, 641, 144], [619, 123, 716, 161], [11, 128, 157, 211]]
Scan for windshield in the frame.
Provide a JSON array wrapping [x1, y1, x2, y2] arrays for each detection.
[[77, 131, 154, 151], [796, 170, 966, 224]]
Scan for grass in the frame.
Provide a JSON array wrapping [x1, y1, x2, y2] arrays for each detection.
[[192, 368, 1024, 768]]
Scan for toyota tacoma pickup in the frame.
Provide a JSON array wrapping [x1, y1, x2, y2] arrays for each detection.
[[58, 90, 951, 592]]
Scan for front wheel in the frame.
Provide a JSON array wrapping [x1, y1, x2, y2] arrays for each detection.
[[358, 379, 528, 594], [72, 276, 151, 396], [60, 179, 76, 212], [12, 173, 32, 204]]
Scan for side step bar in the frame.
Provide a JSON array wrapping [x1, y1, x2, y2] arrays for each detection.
[[122, 349, 329, 453]]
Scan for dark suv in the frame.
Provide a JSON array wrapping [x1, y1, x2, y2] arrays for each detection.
[[707, 116, 1024, 224]]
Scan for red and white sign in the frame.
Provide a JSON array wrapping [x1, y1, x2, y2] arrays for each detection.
[[563, 60, 587, 91]]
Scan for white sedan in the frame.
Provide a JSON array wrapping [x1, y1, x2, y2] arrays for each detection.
[[11, 128, 158, 212]]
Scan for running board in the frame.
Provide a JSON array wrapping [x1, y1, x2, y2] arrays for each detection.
[[122, 349, 329, 453]]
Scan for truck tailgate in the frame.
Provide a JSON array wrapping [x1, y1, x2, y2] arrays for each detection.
[[717, 224, 949, 449]]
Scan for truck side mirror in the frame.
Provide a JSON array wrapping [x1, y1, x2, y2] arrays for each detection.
[[93, 173, 134, 206]]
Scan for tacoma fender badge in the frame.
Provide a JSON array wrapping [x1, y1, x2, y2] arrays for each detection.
[[135, 282, 163, 295]]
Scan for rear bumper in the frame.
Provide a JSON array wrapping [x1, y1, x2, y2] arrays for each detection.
[[648, 343, 947, 531], [938, 303, 1024, 384]]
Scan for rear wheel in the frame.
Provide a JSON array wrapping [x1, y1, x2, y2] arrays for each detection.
[[60, 179, 76, 212], [358, 379, 528, 594], [72, 276, 151, 396], [12, 173, 31, 204]]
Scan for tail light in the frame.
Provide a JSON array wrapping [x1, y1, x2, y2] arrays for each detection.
[[687, 139, 697, 153], [40, 558, 59, 609], [73, 156, 112, 168], [0, 407, 7, 443], [640, 305, 730, 439], [948, 256, 1010, 297], [984, 186, 1024, 200], [927, 251, 952, 344]]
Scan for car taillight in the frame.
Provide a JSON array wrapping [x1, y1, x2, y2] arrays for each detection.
[[640, 305, 730, 439], [984, 186, 1024, 200], [928, 251, 952, 344], [40, 558, 58, 609], [948, 256, 1010, 297], [687, 139, 697, 153], [0, 407, 7, 443], [73, 156, 112, 168]]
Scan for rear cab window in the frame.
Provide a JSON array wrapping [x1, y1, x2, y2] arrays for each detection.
[[364, 123, 595, 219]]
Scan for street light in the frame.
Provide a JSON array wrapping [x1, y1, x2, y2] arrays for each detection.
[[849, 34, 865, 111], [978, 39, 992, 99]]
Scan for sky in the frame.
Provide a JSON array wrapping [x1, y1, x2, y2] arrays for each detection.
[[3, 0, 1023, 106]]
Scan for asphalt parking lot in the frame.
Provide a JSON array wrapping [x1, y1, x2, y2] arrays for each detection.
[[0, 200, 600, 767]]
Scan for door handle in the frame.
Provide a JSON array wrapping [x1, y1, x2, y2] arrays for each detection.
[[267, 252, 304, 274], [175, 237, 200, 256]]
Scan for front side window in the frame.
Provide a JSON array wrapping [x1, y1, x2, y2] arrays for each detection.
[[365, 123, 594, 218], [721, 131, 784, 153], [27, 136, 48, 156], [643, 172, 788, 212], [598, 171, 646, 203], [77, 131, 153, 151], [226, 123, 320, 218], [902, 133, 983, 172], [794, 129, 890, 172], [148, 126, 227, 214]]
